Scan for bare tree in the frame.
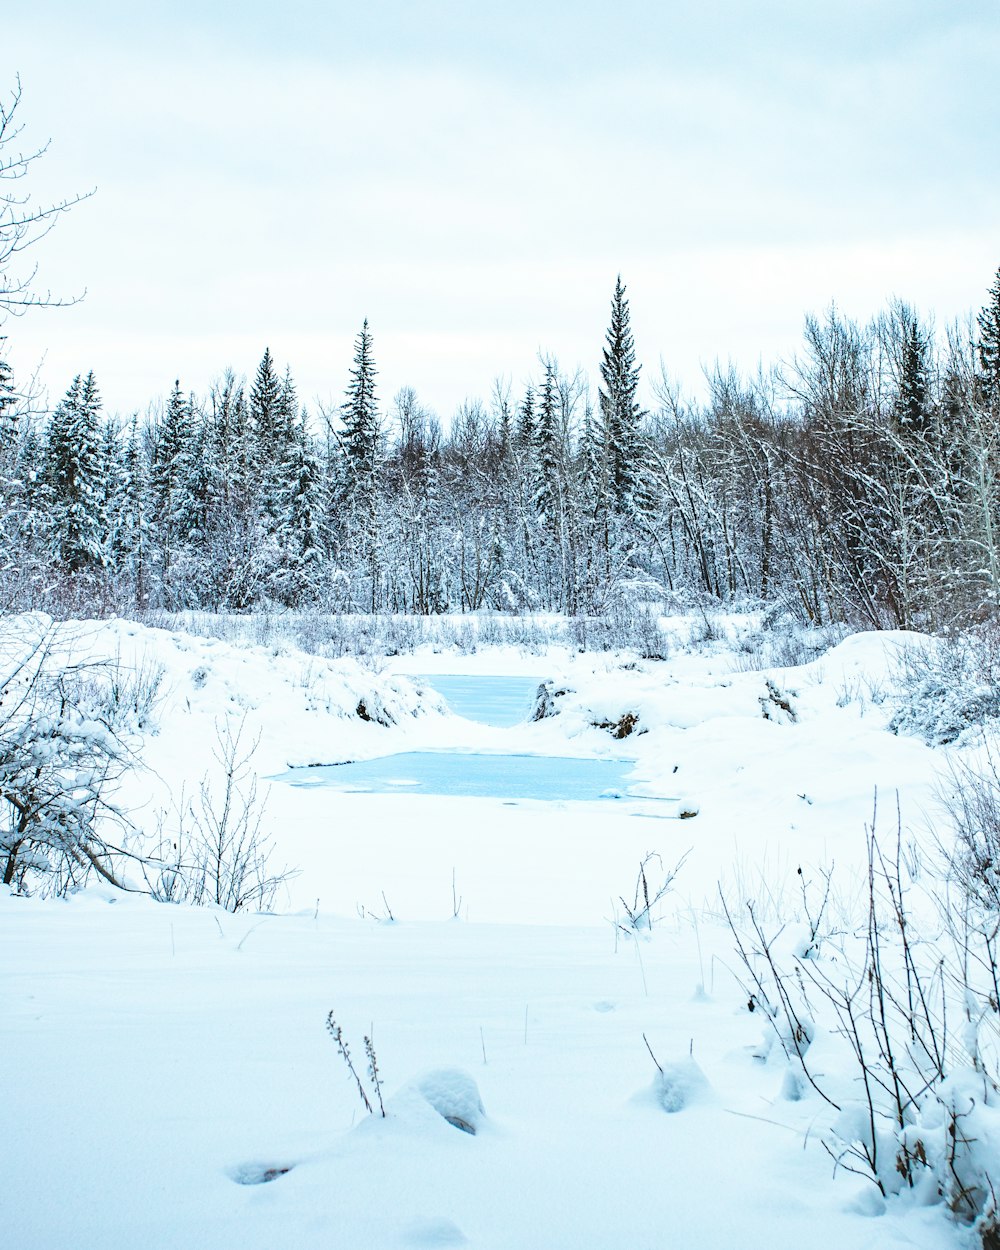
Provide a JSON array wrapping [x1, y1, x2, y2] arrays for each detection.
[[1, 75, 93, 321]]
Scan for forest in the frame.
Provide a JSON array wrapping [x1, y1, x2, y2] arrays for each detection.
[[3, 269, 1000, 634]]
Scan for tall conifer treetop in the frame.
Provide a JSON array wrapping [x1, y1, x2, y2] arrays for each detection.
[[598, 275, 643, 512], [978, 266, 1000, 409], [342, 318, 380, 491]]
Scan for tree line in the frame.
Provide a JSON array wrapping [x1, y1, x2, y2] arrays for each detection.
[[2, 269, 1000, 630]]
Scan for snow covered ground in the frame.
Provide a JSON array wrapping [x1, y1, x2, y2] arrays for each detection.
[[0, 614, 981, 1248]]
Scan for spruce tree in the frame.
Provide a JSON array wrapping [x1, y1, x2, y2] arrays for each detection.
[[250, 346, 281, 448], [341, 319, 379, 501], [533, 358, 561, 527], [978, 266, 1000, 409], [114, 414, 150, 607], [152, 380, 198, 600], [517, 386, 535, 450], [0, 340, 16, 454], [895, 314, 931, 434], [44, 371, 106, 570], [341, 319, 381, 608], [598, 276, 643, 512]]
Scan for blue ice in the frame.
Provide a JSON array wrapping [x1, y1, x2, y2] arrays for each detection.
[[419, 674, 538, 727], [274, 750, 639, 803]]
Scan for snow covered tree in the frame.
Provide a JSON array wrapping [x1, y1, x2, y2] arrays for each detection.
[[44, 371, 106, 571], [341, 320, 383, 609], [0, 620, 130, 892], [110, 415, 150, 608], [977, 265, 1000, 410], [598, 276, 643, 512], [341, 319, 380, 504], [151, 380, 200, 604], [273, 416, 325, 605], [0, 341, 16, 452], [533, 357, 561, 526], [894, 312, 932, 435], [517, 386, 535, 451], [250, 346, 281, 449]]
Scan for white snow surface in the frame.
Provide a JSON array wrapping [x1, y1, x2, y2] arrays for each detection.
[[0, 615, 975, 1248]]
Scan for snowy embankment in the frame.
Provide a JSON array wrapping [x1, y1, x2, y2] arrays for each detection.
[[0, 615, 981, 1249]]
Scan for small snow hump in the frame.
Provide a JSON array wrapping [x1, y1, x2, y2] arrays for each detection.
[[228, 1161, 293, 1185], [647, 1057, 712, 1114], [416, 1069, 485, 1136], [403, 1217, 469, 1246]]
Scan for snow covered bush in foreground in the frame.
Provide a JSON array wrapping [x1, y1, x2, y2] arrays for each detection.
[[0, 616, 138, 893], [726, 824, 1000, 1245]]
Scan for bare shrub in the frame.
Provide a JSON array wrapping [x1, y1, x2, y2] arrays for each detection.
[[723, 813, 1000, 1238], [941, 750, 1000, 913], [617, 850, 689, 931], [144, 717, 294, 912]]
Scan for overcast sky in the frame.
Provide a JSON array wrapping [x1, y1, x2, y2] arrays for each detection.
[[3, 1, 999, 421]]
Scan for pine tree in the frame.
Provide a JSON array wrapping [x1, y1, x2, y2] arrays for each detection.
[[275, 415, 325, 605], [978, 266, 1000, 409], [598, 276, 643, 512], [0, 340, 16, 454], [895, 314, 931, 434], [250, 346, 281, 449], [44, 371, 106, 570], [341, 320, 382, 609], [114, 415, 150, 607], [341, 319, 380, 501], [152, 380, 199, 601], [533, 357, 561, 527], [517, 386, 535, 450]]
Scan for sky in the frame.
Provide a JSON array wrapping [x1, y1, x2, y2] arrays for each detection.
[[2, 1, 999, 423]]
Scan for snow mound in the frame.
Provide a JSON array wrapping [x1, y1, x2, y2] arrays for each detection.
[[634, 1056, 713, 1113], [402, 1068, 487, 1136]]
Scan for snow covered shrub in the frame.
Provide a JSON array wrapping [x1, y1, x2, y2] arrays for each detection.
[[941, 750, 1000, 914], [731, 618, 844, 674], [0, 619, 134, 894], [724, 826, 1000, 1241], [889, 630, 1000, 744]]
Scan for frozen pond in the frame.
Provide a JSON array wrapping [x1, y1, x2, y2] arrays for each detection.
[[275, 751, 641, 803], [274, 675, 663, 804], [419, 674, 538, 727]]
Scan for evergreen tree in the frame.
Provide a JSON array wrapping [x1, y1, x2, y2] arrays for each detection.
[[533, 357, 561, 527], [978, 265, 1000, 409], [895, 314, 931, 434], [114, 415, 150, 607], [598, 276, 643, 511], [275, 416, 324, 604], [341, 320, 382, 608], [341, 319, 380, 501], [517, 386, 535, 450], [44, 371, 106, 570], [250, 346, 281, 449], [278, 365, 299, 439], [0, 340, 16, 454], [152, 380, 198, 601]]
